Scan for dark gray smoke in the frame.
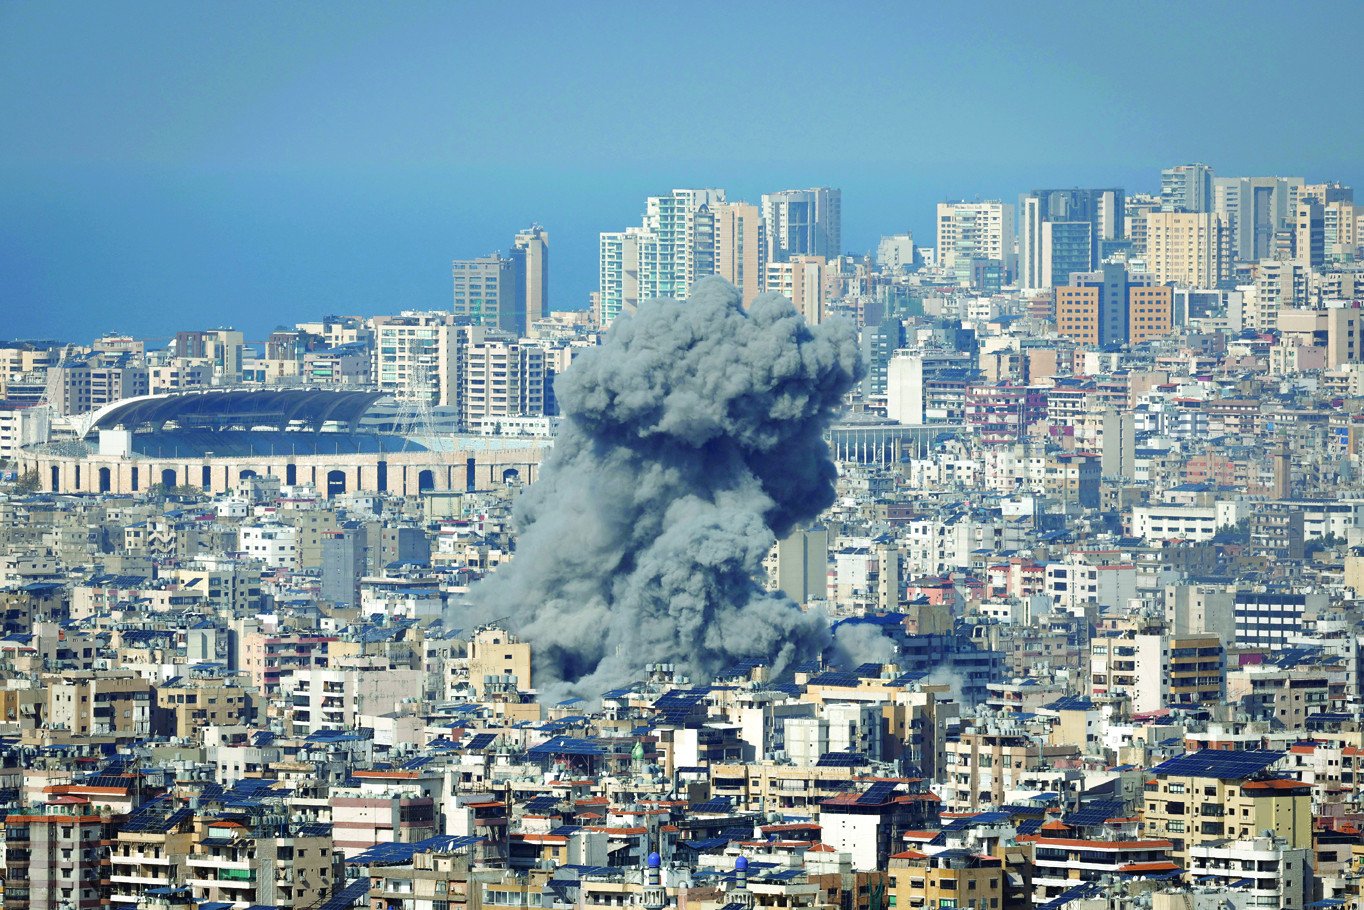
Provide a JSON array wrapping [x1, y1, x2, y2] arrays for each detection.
[[468, 277, 862, 699]]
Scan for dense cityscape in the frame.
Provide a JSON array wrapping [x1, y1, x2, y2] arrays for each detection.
[[0, 159, 1362, 910]]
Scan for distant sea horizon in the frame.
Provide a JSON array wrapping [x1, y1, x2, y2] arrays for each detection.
[[6, 161, 1356, 342]]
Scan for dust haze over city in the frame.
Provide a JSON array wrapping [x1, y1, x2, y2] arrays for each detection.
[[2, 3, 1364, 909]]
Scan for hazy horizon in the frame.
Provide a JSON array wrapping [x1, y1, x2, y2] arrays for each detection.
[[4, 1, 1361, 340]]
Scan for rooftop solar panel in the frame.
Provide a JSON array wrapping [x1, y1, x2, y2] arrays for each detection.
[[524, 796, 561, 813], [807, 672, 861, 688], [654, 689, 708, 710], [679, 836, 732, 850], [122, 805, 191, 835], [316, 879, 369, 910], [465, 733, 497, 751], [77, 774, 138, 790], [762, 869, 805, 882], [1063, 799, 1126, 829], [856, 781, 900, 804], [816, 752, 866, 767], [555, 864, 621, 878], [528, 736, 605, 757], [1149, 749, 1284, 780]]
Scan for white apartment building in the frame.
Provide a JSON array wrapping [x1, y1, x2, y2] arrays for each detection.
[[1131, 503, 1221, 541], [1241, 259, 1310, 332], [0, 403, 48, 462], [280, 666, 425, 737], [1187, 835, 1310, 910], [935, 201, 1014, 276], [462, 339, 546, 432], [785, 716, 830, 767], [821, 701, 883, 761], [598, 188, 726, 325], [1043, 557, 1136, 612], [371, 312, 466, 408], [238, 522, 300, 569]]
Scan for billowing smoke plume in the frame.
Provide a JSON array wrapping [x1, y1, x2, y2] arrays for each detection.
[[831, 622, 898, 668], [467, 277, 862, 699]]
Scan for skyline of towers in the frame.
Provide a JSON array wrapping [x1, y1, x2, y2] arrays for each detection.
[[452, 225, 550, 337], [598, 186, 841, 325], [760, 187, 842, 264], [450, 167, 1353, 331], [1018, 187, 1125, 289], [1161, 163, 1215, 213]]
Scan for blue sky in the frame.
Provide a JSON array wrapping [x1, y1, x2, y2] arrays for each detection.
[[2, 1, 1361, 340]]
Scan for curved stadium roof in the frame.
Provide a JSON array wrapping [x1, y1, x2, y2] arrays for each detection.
[[81, 389, 387, 439]]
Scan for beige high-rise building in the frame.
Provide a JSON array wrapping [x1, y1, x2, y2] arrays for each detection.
[[936, 201, 1015, 276], [1325, 200, 1359, 261], [1302, 181, 1352, 205], [774, 525, 828, 605], [1214, 175, 1305, 261], [1278, 307, 1364, 368], [1243, 259, 1310, 332], [764, 255, 826, 323], [371, 312, 469, 408], [451, 253, 516, 332], [1295, 200, 1324, 268], [466, 627, 531, 697], [463, 339, 546, 431], [1125, 193, 1161, 257], [713, 202, 764, 306], [1145, 211, 1229, 287], [0, 344, 57, 399], [512, 225, 549, 333], [48, 352, 150, 416]]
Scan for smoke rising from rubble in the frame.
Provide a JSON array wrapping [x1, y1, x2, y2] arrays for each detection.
[[468, 277, 862, 699], [830, 622, 898, 667]]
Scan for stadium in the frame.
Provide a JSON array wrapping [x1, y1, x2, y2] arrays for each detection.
[[19, 389, 547, 496]]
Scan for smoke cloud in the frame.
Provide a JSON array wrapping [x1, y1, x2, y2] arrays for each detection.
[[831, 623, 898, 668], [467, 277, 862, 699]]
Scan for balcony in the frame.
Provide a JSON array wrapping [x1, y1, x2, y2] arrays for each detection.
[[187, 856, 251, 871]]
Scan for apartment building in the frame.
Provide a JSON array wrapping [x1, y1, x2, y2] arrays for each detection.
[[763, 255, 827, 324], [1186, 834, 1311, 910], [184, 820, 335, 909], [1141, 749, 1310, 866], [1027, 834, 1175, 908], [887, 848, 1005, 910], [936, 201, 1015, 281], [1145, 211, 1230, 287], [4, 799, 108, 910], [462, 339, 546, 432], [371, 312, 465, 408]]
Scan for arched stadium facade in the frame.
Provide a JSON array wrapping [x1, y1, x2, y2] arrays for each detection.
[[19, 389, 546, 496]]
